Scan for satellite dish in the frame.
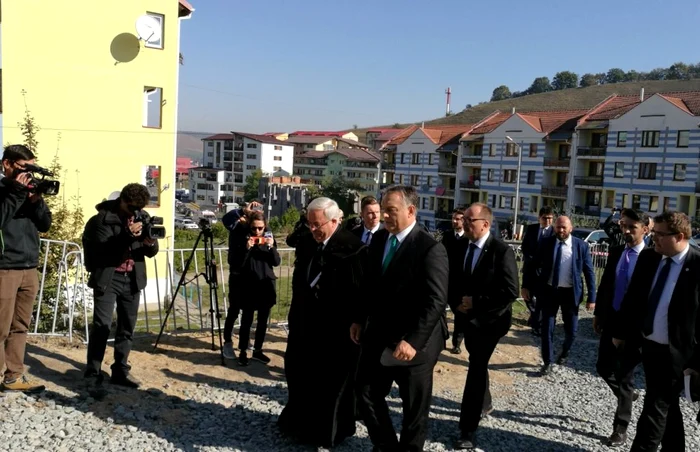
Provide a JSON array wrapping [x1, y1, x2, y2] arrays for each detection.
[[135, 15, 162, 43]]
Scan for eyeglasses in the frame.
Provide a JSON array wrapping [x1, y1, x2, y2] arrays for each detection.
[[250, 226, 265, 231], [464, 218, 487, 224], [650, 229, 678, 237], [306, 219, 331, 230]]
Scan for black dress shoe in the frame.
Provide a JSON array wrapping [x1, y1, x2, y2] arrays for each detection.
[[605, 429, 627, 447], [450, 346, 462, 354], [110, 373, 140, 389], [540, 363, 553, 376], [454, 434, 476, 450], [556, 351, 569, 365], [481, 404, 494, 419]]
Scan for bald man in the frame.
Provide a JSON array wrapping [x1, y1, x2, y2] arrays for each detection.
[[523, 216, 596, 376]]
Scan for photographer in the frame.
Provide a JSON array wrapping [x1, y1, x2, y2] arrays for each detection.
[[603, 208, 626, 247], [82, 183, 159, 391], [234, 211, 280, 366], [0, 145, 52, 393]]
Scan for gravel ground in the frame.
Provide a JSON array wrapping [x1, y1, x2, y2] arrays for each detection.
[[2, 312, 699, 451]]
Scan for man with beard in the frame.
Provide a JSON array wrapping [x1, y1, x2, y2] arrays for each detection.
[[278, 197, 366, 450]]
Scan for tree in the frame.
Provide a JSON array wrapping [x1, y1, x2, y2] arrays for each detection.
[[605, 68, 626, 84], [464, 104, 473, 110], [624, 70, 642, 82], [666, 62, 690, 80], [526, 77, 552, 94], [552, 71, 579, 90], [579, 73, 598, 87], [645, 68, 667, 80], [318, 176, 363, 217], [490, 85, 512, 101], [244, 169, 262, 202], [595, 73, 607, 85], [269, 206, 301, 234], [689, 63, 700, 79]]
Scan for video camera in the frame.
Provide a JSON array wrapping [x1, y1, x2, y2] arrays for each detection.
[[134, 210, 166, 240], [20, 163, 60, 196]]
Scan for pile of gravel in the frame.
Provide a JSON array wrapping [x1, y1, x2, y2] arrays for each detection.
[[2, 313, 699, 451]]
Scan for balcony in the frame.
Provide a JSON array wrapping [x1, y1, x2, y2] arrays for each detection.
[[223, 152, 233, 162], [461, 155, 483, 165], [577, 147, 607, 158], [460, 180, 481, 190], [541, 185, 568, 198], [383, 162, 396, 171], [436, 189, 455, 197], [696, 182, 700, 193], [438, 164, 457, 174], [574, 176, 604, 187], [543, 158, 570, 168], [581, 206, 602, 217], [435, 211, 452, 220]]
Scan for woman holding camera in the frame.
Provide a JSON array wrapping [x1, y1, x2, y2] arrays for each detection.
[[236, 211, 280, 366]]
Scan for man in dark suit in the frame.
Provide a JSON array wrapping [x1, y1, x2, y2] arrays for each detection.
[[450, 203, 519, 450], [352, 195, 383, 245], [523, 215, 596, 376], [613, 211, 700, 451], [593, 208, 649, 447], [520, 206, 555, 336], [351, 185, 449, 452], [442, 207, 469, 354]]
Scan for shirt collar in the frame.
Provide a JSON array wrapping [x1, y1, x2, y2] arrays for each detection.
[[392, 221, 417, 244], [364, 224, 380, 234], [454, 230, 464, 237], [628, 241, 646, 254], [559, 235, 572, 247], [471, 231, 490, 249], [664, 243, 690, 265]]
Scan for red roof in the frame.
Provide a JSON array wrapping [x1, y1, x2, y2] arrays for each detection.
[[233, 132, 290, 145], [289, 131, 347, 137], [468, 112, 511, 135], [582, 91, 700, 122], [176, 157, 194, 174], [516, 110, 589, 133], [383, 124, 473, 148], [297, 148, 380, 163], [202, 133, 234, 141], [367, 128, 404, 134]]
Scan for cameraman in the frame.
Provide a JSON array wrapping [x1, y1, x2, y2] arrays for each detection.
[[0, 145, 52, 393], [603, 208, 626, 247], [82, 183, 159, 391]]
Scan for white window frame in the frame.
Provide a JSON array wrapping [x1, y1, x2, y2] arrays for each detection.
[[144, 13, 165, 50]]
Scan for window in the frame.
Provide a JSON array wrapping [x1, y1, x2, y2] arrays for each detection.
[[143, 13, 164, 49], [224, 140, 233, 150], [559, 144, 571, 159], [641, 131, 660, 147], [398, 174, 404, 184], [246, 165, 257, 170], [674, 164, 686, 181], [663, 197, 671, 211], [638, 163, 657, 180], [505, 143, 517, 156], [632, 195, 641, 210], [400, 153, 407, 164], [412, 153, 420, 164], [527, 171, 535, 184], [246, 143, 258, 149], [519, 197, 525, 211], [246, 154, 256, 159], [490, 194, 497, 208], [489, 144, 496, 156], [274, 145, 283, 151], [617, 132, 627, 147], [503, 169, 516, 183], [216, 142, 221, 152], [677, 130, 690, 148], [428, 154, 435, 164], [529, 143, 538, 157], [604, 190, 615, 208], [207, 141, 213, 147], [273, 156, 282, 161], [614, 162, 624, 178], [306, 144, 314, 149], [556, 172, 568, 186], [410, 175, 419, 186], [649, 196, 659, 212], [592, 132, 608, 147], [422, 197, 429, 209], [499, 195, 507, 208], [273, 166, 282, 171], [426, 176, 433, 186], [589, 162, 603, 177], [142, 87, 162, 128], [143, 165, 161, 207], [622, 193, 629, 208], [487, 169, 494, 182]]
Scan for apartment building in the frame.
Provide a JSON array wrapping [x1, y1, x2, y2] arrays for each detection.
[[197, 132, 293, 205], [294, 148, 381, 196], [288, 130, 359, 142], [258, 176, 312, 218], [366, 128, 406, 150], [286, 135, 369, 157]]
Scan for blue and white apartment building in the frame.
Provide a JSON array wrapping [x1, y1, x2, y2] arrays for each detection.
[[380, 89, 700, 230]]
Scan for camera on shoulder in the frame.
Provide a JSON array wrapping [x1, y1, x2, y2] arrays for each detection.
[[19, 163, 60, 196], [134, 210, 166, 239]]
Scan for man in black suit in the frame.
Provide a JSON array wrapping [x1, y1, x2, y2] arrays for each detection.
[[520, 206, 555, 336], [442, 207, 469, 354], [593, 208, 649, 447], [613, 211, 700, 451], [352, 195, 382, 245], [450, 202, 519, 450], [351, 185, 449, 452], [523, 216, 596, 376]]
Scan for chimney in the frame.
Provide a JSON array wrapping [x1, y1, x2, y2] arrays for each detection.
[[640, 88, 645, 102], [511, 107, 516, 114]]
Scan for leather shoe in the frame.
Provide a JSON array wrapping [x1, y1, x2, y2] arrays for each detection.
[[450, 346, 462, 354], [605, 430, 627, 447], [110, 373, 140, 389], [540, 363, 553, 376], [556, 351, 569, 365], [454, 433, 476, 450], [481, 404, 494, 419]]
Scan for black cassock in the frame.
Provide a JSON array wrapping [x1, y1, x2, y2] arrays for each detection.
[[278, 227, 366, 448]]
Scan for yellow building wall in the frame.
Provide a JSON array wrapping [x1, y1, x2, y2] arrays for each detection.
[[2, 1, 188, 300]]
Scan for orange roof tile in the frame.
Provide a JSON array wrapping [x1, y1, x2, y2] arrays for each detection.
[[468, 112, 511, 135], [658, 94, 693, 114], [383, 125, 420, 147]]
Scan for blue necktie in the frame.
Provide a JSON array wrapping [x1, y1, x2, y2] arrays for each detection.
[[644, 258, 673, 336], [552, 241, 563, 288], [612, 248, 638, 311], [464, 243, 477, 275]]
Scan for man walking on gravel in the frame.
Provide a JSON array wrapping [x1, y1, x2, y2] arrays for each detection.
[[594, 208, 648, 447]]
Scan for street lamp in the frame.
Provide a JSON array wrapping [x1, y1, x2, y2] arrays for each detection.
[[506, 136, 522, 240]]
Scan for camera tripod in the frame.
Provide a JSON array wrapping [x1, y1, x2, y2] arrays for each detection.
[[153, 222, 225, 365]]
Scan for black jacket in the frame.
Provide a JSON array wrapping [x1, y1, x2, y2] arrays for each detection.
[[0, 177, 52, 269], [82, 199, 159, 292]]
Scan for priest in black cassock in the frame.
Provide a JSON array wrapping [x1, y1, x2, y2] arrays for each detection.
[[278, 196, 366, 449]]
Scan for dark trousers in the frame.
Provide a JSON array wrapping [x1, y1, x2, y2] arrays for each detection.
[[596, 329, 642, 429], [238, 306, 271, 351], [86, 272, 140, 377], [357, 337, 442, 452], [452, 312, 466, 348], [526, 295, 542, 331], [541, 286, 578, 364], [460, 327, 500, 435], [223, 274, 242, 343], [630, 340, 685, 452]]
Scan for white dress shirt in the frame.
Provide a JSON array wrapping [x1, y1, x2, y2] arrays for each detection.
[[362, 224, 381, 244], [463, 231, 490, 273], [646, 244, 690, 345], [548, 235, 574, 288], [454, 230, 465, 239], [383, 221, 416, 262]]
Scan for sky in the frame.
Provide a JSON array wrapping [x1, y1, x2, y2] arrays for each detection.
[[177, 0, 700, 134]]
